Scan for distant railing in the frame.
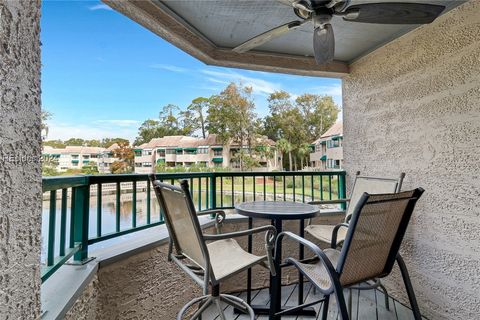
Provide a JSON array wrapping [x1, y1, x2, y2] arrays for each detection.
[[41, 171, 346, 282]]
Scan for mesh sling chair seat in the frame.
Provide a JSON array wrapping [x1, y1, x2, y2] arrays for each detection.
[[277, 189, 425, 320], [150, 177, 277, 320]]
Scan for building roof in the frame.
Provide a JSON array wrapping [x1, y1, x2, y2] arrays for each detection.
[[43, 145, 107, 154], [135, 134, 275, 149], [106, 143, 119, 151], [312, 122, 343, 144], [321, 122, 343, 138]]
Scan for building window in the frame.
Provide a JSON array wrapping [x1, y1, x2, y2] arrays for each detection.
[[71, 154, 79, 159], [197, 148, 208, 154], [166, 149, 176, 155], [213, 150, 222, 156], [143, 150, 152, 156], [157, 149, 166, 157]]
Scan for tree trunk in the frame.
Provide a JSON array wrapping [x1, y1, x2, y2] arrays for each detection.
[[301, 157, 304, 170], [288, 151, 293, 172], [200, 112, 206, 139]]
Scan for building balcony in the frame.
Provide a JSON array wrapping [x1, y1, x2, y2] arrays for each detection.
[[40, 171, 356, 319]]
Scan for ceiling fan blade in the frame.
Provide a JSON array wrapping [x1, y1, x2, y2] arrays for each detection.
[[313, 24, 334, 64], [342, 3, 445, 24], [233, 20, 305, 53]]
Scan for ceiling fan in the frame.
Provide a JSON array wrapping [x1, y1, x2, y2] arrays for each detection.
[[232, 0, 446, 64]]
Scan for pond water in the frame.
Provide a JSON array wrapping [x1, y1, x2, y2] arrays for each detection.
[[40, 189, 284, 261]]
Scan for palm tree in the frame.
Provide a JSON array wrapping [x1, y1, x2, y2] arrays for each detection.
[[41, 110, 52, 141], [297, 143, 312, 170], [276, 138, 292, 171]]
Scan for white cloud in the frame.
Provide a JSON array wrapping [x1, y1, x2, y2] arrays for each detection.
[[309, 84, 342, 97], [88, 3, 113, 11], [200, 69, 282, 96], [150, 64, 188, 73]]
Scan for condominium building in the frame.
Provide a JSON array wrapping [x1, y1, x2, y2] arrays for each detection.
[[134, 134, 279, 173], [309, 122, 343, 170], [42, 144, 120, 173]]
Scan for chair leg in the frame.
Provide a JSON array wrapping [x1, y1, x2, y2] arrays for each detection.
[[397, 254, 422, 320], [214, 298, 226, 320], [321, 295, 330, 320], [348, 288, 353, 317], [177, 295, 211, 320], [334, 287, 350, 320], [378, 282, 390, 311]]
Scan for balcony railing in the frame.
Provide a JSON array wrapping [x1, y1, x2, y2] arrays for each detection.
[[41, 171, 346, 282]]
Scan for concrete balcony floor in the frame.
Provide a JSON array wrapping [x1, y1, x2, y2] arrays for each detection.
[[203, 282, 426, 320]]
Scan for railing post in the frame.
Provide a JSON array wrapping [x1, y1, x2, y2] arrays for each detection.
[[73, 183, 92, 263], [210, 173, 217, 211], [339, 173, 347, 210]]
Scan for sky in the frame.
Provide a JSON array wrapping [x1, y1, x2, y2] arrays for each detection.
[[41, 0, 342, 142]]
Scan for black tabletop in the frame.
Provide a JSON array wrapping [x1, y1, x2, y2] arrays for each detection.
[[235, 201, 320, 220]]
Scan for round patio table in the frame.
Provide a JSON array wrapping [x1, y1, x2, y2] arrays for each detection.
[[235, 201, 320, 320]]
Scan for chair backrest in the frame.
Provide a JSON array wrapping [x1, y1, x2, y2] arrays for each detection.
[[337, 188, 424, 286], [151, 178, 208, 270], [345, 173, 405, 220]]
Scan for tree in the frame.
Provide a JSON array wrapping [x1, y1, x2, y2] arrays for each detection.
[[297, 143, 312, 170], [186, 97, 209, 138], [276, 138, 292, 171], [134, 104, 195, 145], [101, 138, 130, 148], [42, 157, 59, 176], [295, 94, 339, 141], [134, 119, 161, 145], [41, 110, 52, 140], [111, 142, 134, 173], [64, 138, 85, 146], [207, 83, 258, 170], [81, 162, 99, 175], [43, 140, 66, 148]]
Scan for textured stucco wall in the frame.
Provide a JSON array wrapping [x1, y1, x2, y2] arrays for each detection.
[[343, 1, 480, 319], [65, 215, 341, 319], [0, 1, 42, 319]]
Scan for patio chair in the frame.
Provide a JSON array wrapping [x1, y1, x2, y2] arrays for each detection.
[[277, 188, 425, 320], [305, 171, 405, 247], [306, 172, 405, 311], [150, 177, 277, 320]]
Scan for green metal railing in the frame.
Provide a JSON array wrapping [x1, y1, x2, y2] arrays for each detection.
[[41, 171, 346, 282]]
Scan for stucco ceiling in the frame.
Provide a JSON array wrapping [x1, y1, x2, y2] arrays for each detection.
[[104, 0, 465, 77], [159, 0, 462, 62]]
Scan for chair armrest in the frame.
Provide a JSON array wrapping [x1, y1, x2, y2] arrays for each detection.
[[275, 231, 341, 294], [276, 232, 338, 282], [331, 223, 349, 248], [203, 225, 277, 276], [203, 225, 276, 241], [197, 209, 226, 216], [308, 198, 350, 205], [197, 210, 226, 234]]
